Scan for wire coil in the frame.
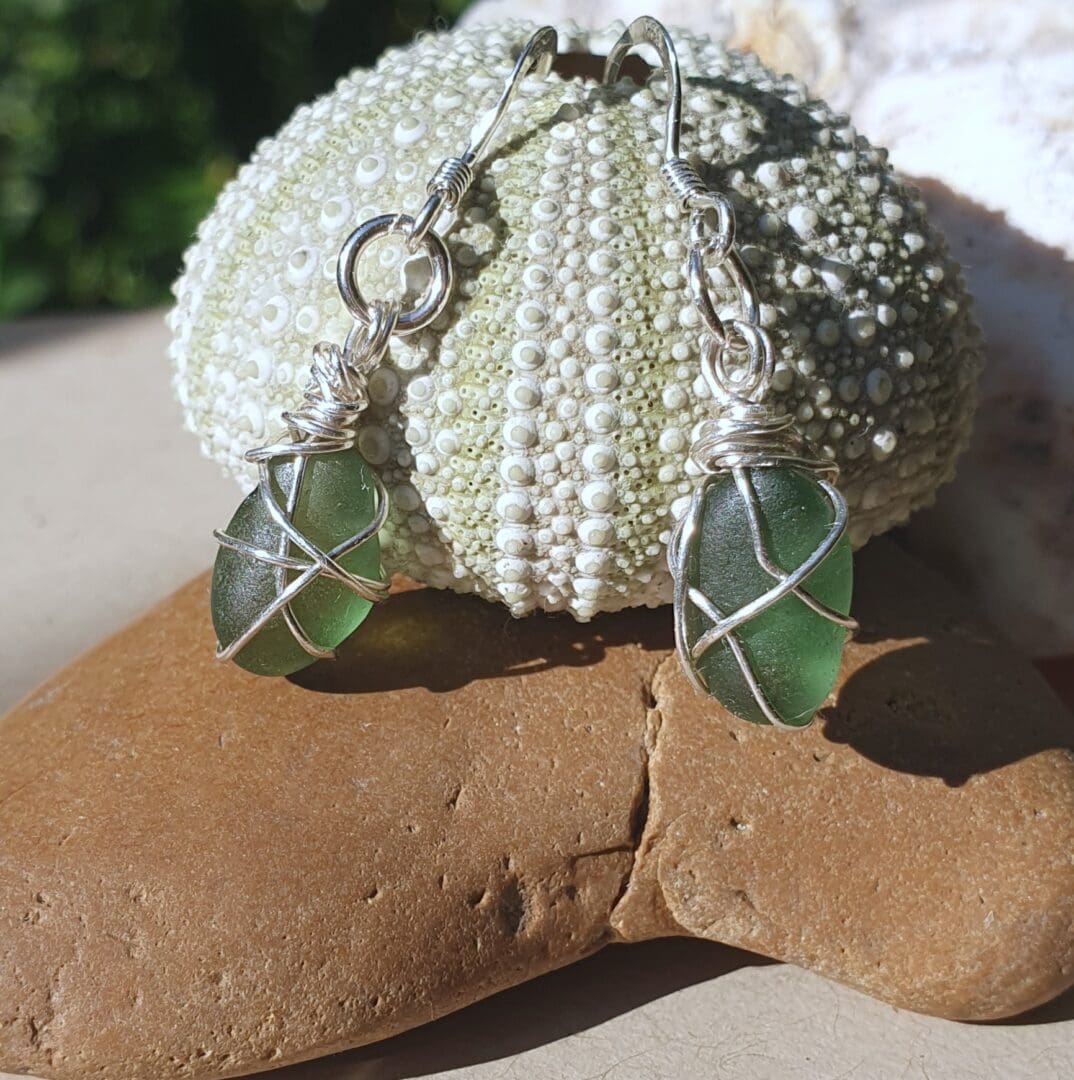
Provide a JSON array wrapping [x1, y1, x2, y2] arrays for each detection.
[[660, 158, 708, 204], [691, 409, 838, 478], [247, 302, 398, 467], [427, 156, 475, 207]]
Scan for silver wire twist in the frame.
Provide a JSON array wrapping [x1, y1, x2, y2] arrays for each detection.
[[214, 26, 561, 666], [605, 17, 856, 727], [248, 300, 398, 463]]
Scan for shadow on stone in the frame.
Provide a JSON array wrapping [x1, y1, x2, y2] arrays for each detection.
[[291, 586, 673, 695], [821, 640, 1074, 786], [820, 543, 1074, 786], [996, 983, 1074, 1027], [273, 939, 766, 1079]]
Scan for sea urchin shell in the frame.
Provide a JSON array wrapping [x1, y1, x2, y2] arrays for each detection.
[[169, 20, 981, 619]]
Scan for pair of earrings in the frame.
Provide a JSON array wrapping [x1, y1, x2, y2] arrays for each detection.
[[211, 18, 855, 729]]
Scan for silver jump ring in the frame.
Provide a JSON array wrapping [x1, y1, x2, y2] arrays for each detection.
[[342, 300, 400, 368], [701, 320, 773, 402], [722, 249, 760, 326], [337, 214, 454, 335], [688, 243, 764, 346]]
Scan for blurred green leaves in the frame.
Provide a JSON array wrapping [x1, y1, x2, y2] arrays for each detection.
[[0, 0, 467, 318]]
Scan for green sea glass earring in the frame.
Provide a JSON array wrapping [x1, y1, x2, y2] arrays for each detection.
[[211, 26, 560, 676], [604, 18, 857, 728]]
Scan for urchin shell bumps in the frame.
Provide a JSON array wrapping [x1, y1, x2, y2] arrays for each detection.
[[169, 20, 981, 620]]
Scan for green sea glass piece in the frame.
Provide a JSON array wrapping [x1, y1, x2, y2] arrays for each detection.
[[682, 466, 853, 726], [211, 449, 384, 677]]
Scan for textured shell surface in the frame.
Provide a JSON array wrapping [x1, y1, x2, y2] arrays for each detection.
[[169, 20, 981, 620]]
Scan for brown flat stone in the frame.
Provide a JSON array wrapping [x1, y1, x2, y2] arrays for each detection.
[[1, 540, 1072, 1079], [613, 552, 1074, 1019]]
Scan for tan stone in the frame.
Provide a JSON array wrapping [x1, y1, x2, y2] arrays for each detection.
[[1, 540, 1072, 1079], [613, 551, 1074, 1019]]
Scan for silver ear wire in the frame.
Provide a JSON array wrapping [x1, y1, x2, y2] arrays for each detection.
[[338, 25, 560, 322], [602, 16, 683, 162], [406, 26, 560, 250]]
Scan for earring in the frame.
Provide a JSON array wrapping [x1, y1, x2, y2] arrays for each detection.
[[211, 27, 560, 676], [603, 18, 856, 728]]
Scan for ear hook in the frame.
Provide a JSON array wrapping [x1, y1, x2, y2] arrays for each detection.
[[407, 26, 560, 249], [468, 26, 559, 162], [601, 18, 724, 227], [602, 17, 741, 346], [602, 16, 683, 164]]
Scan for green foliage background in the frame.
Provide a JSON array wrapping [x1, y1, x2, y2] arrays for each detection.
[[0, 0, 470, 319]]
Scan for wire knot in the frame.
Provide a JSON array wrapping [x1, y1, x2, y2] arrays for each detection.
[[245, 303, 398, 466]]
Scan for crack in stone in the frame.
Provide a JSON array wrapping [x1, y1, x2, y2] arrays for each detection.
[[605, 655, 676, 936]]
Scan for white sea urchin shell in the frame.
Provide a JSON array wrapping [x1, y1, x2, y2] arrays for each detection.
[[169, 21, 981, 620]]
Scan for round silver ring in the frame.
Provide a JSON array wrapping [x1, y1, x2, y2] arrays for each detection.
[[336, 214, 453, 335], [700, 320, 772, 402], [722, 249, 760, 326], [728, 319, 772, 397]]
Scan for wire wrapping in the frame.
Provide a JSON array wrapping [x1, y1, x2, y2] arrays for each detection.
[[691, 409, 838, 478], [213, 305, 397, 663], [660, 157, 708, 203], [248, 302, 398, 466], [690, 320, 838, 478], [662, 158, 737, 263]]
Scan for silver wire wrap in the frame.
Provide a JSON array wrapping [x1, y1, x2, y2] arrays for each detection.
[[214, 26, 560, 665], [213, 302, 397, 663], [604, 17, 856, 727]]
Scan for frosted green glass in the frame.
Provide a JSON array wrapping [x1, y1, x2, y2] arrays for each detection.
[[211, 449, 383, 676], [684, 467, 853, 726]]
